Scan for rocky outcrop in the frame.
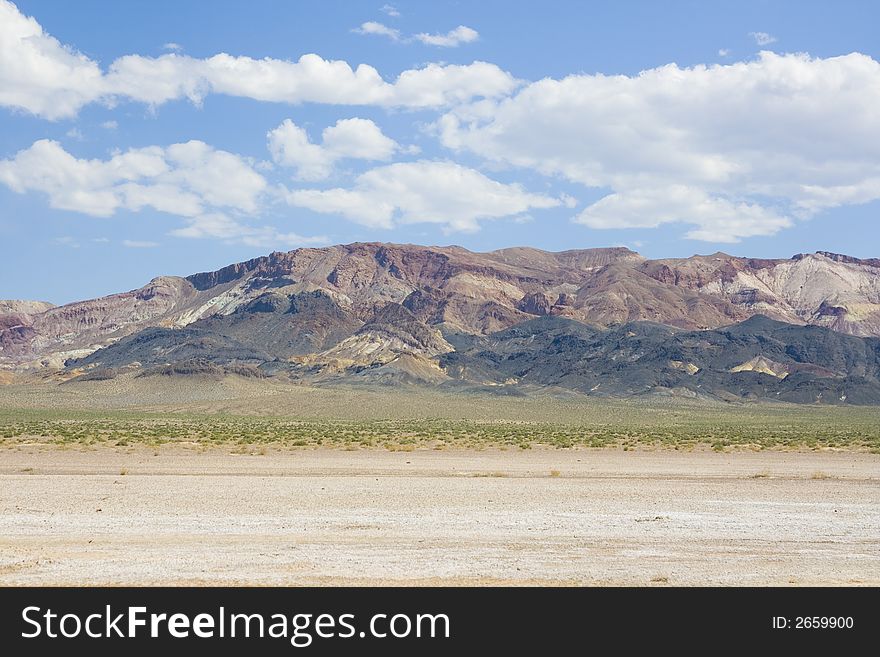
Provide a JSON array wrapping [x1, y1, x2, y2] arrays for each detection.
[[643, 251, 880, 336], [317, 303, 453, 365]]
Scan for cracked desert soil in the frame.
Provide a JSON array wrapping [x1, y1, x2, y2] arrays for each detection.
[[0, 447, 877, 585]]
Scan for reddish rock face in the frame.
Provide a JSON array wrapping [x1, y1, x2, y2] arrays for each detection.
[[2, 243, 879, 369]]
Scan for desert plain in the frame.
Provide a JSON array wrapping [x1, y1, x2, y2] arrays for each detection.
[[0, 376, 878, 586]]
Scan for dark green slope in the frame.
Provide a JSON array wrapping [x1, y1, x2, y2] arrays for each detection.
[[68, 306, 880, 403], [440, 315, 880, 404]]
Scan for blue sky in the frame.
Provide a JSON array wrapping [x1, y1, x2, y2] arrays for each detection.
[[1, 0, 879, 304]]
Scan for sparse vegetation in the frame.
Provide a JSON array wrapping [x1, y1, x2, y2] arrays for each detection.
[[0, 399, 877, 451], [0, 383, 877, 452]]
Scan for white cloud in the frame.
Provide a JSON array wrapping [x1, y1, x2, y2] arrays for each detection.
[[718, 48, 730, 57], [0, 137, 327, 247], [0, 138, 266, 217], [438, 52, 880, 242], [750, 31, 777, 46], [559, 193, 578, 209], [380, 4, 400, 17], [414, 25, 479, 48], [267, 118, 401, 180], [122, 239, 159, 248], [354, 20, 479, 49], [0, 0, 105, 119], [162, 42, 183, 52], [322, 118, 399, 160], [65, 127, 84, 141], [574, 186, 791, 243], [268, 121, 327, 180], [392, 61, 513, 106], [286, 160, 561, 232], [164, 141, 267, 212], [106, 52, 515, 111], [353, 21, 401, 42], [169, 212, 328, 248], [100, 120, 118, 130], [0, 1, 513, 118]]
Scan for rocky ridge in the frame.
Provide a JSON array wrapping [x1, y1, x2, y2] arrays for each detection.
[[2, 243, 879, 403]]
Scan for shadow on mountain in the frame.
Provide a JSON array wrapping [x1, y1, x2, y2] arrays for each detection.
[[66, 310, 880, 404]]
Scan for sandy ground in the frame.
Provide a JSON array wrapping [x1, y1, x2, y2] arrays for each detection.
[[0, 447, 878, 586]]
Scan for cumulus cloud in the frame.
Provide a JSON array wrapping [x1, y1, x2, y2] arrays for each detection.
[[718, 48, 731, 57], [574, 186, 791, 243], [267, 118, 401, 180], [750, 31, 777, 45], [169, 213, 328, 248], [380, 4, 400, 17], [286, 160, 562, 232], [0, 0, 105, 119], [394, 61, 515, 106], [108, 52, 514, 111], [0, 138, 329, 247], [0, 138, 266, 217], [353, 21, 401, 41], [162, 42, 183, 52], [0, 1, 512, 119], [6, 0, 877, 247], [438, 52, 880, 241], [414, 25, 479, 47]]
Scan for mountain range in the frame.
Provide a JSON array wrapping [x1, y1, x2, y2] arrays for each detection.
[[2, 243, 880, 403]]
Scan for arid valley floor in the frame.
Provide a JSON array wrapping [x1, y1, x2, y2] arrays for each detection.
[[1, 377, 878, 586]]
